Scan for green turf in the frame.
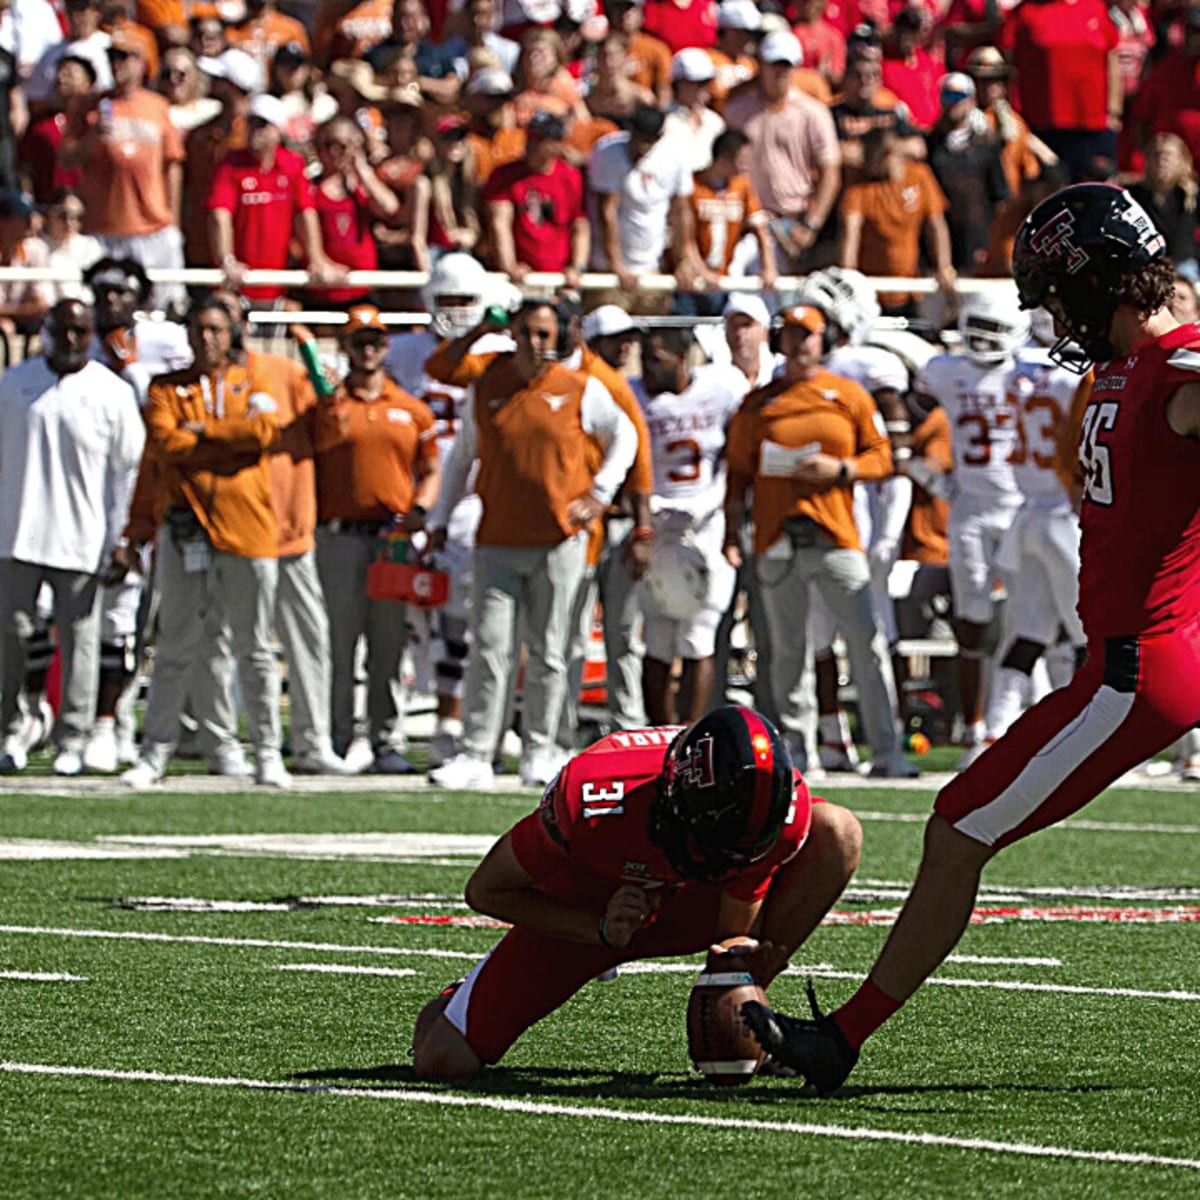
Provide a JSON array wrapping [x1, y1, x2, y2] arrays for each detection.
[[2, 782, 1199, 1198]]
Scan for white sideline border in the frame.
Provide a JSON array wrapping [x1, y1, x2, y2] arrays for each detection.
[[0, 1061, 1197, 1173]]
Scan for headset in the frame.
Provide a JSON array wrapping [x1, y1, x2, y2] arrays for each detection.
[[517, 293, 581, 361], [769, 305, 833, 356]]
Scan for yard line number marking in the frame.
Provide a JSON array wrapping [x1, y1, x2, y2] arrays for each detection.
[[0, 1062, 1197, 1173]]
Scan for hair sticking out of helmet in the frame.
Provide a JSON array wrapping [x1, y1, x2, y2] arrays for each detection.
[[651, 706, 794, 883], [957, 283, 1030, 366], [1013, 182, 1167, 372], [422, 252, 489, 338], [795, 267, 880, 344]]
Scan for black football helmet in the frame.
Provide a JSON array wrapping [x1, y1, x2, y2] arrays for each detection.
[[650, 706, 794, 884], [1012, 183, 1167, 372]]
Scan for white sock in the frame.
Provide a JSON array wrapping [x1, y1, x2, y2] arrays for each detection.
[[437, 716, 463, 738], [986, 668, 1031, 741], [963, 719, 987, 747]]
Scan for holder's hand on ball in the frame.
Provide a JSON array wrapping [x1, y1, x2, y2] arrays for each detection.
[[709, 937, 788, 988]]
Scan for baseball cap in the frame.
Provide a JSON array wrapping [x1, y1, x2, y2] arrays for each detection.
[[198, 48, 262, 94], [248, 92, 288, 129], [717, 0, 762, 31], [777, 305, 826, 336], [0, 189, 37, 220], [343, 305, 387, 336], [964, 46, 1014, 79], [582, 305, 636, 341], [465, 66, 515, 97], [435, 113, 469, 136], [671, 47, 716, 83], [527, 110, 567, 140], [723, 292, 771, 327], [106, 30, 144, 58], [758, 30, 802, 66], [940, 71, 976, 105], [274, 40, 308, 66]]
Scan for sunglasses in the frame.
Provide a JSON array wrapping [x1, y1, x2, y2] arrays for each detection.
[[162, 67, 190, 80], [348, 334, 387, 349], [50, 206, 85, 220]]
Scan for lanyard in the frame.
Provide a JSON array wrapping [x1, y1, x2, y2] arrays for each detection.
[[199, 373, 225, 419]]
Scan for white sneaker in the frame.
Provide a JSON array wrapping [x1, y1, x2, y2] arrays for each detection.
[[1180, 757, 1200, 782], [519, 748, 565, 787], [429, 753, 495, 790], [0, 740, 27, 773], [83, 719, 120, 774], [428, 728, 460, 768], [371, 749, 418, 775], [255, 751, 292, 789], [819, 744, 860, 772], [291, 749, 357, 775], [342, 737, 374, 775], [122, 759, 164, 789], [116, 734, 140, 766], [209, 747, 253, 778], [52, 749, 84, 776]]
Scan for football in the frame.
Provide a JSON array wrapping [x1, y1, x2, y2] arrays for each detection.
[[686, 938, 768, 1086]]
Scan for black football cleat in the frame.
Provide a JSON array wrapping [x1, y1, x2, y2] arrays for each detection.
[[741, 982, 859, 1096]]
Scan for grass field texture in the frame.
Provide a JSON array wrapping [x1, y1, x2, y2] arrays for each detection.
[[2, 776, 1199, 1199]]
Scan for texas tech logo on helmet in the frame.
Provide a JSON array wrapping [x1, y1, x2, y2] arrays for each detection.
[[675, 735, 716, 789], [1028, 209, 1090, 275]]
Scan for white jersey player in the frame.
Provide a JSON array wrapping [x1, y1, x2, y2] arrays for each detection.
[[385, 253, 516, 765], [636, 328, 748, 724], [915, 285, 1031, 762], [984, 317, 1087, 740]]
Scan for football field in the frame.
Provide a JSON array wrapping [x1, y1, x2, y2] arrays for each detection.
[[2, 770, 1199, 1199]]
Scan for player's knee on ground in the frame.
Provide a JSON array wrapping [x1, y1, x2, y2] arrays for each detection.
[[411, 995, 485, 1080]]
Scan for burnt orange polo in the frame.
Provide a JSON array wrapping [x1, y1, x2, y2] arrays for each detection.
[[726, 367, 892, 555], [313, 376, 438, 522], [143, 361, 279, 559]]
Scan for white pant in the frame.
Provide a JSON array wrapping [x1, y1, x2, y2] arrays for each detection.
[[997, 501, 1085, 648], [948, 494, 1021, 624]]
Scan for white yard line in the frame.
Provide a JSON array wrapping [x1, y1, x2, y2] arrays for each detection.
[[0, 971, 87, 983], [273, 963, 416, 978], [0, 1061, 1195, 1172]]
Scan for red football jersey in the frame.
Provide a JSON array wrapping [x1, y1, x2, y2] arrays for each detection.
[[1078, 324, 1200, 639], [509, 727, 813, 908], [206, 147, 314, 300]]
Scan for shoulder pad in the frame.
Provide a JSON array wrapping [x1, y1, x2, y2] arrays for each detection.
[[1166, 346, 1200, 375]]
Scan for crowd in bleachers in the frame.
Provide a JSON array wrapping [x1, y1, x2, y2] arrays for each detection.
[[4, 0, 1200, 787]]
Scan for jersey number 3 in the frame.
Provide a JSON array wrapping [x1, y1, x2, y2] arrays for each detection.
[[1079, 401, 1118, 506]]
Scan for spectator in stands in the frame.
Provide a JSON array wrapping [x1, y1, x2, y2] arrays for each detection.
[[881, 7, 939, 131], [462, 66, 523, 184], [940, 0, 1003, 70], [586, 33, 656, 123], [513, 27, 586, 127], [427, 114, 482, 257], [161, 47, 221, 132], [791, 0, 846, 84], [374, 87, 433, 271], [1127, 7, 1200, 173], [226, 0, 311, 76], [725, 30, 841, 271], [604, 0, 672, 107], [367, 0, 465, 105], [590, 103, 701, 295], [42, 188, 104, 301], [190, 13, 228, 62], [122, 297, 287, 790], [663, 47, 726, 172], [1169, 269, 1200, 322], [182, 48, 258, 270], [59, 33, 187, 309], [832, 42, 916, 174], [0, 0, 63, 78], [309, 114, 399, 305], [485, 110, 588, 284], [687, 128, 777, 303], [458, 0, 519, 76], [269, 41, 339, 155], [708, 0, 760, 110], [643, 0, 718, 55], [965, 45, 1055, 201], [0, 298, 143, 776], [312, 305, 440, 773], [0, 190, 51, 361], [839, 126, 954, 316], [26, 0, 112, 111], [1001, 0, 1120, 180], [207, 93, 344, 301], [1109, 0, 1155, 111], [724, 303, 911, 777], [1127, 133, 1200, 281], [426, 298, 638, 790], [926, 72, 1008, 271], [20, 54, 94, 203], [102, 2, 158, 77], [313, 0, 394, 66]]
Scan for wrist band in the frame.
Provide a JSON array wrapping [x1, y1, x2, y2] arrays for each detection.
[[837, 460, 850, 484], [632, 525, 654, 542], [885, 421, 912, 433], [598, 916, 612, 947]]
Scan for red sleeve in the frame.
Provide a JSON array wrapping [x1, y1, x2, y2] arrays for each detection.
[[509, 781, 573, 880], [206, 162, 236, 212], [482, 162, 514, 205], [294, 161, 315, 211], [1100, 8, 1118, 51]]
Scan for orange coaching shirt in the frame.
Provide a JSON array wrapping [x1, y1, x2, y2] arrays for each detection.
[[726, 369, 893, 555]]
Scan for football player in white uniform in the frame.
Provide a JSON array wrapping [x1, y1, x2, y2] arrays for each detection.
[[796, 268, 915, 774], [982, 308, 1087, 742], [636, 325, 749, 724], [914, 285, 1030, 766], [384, 252, 516, 766]]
